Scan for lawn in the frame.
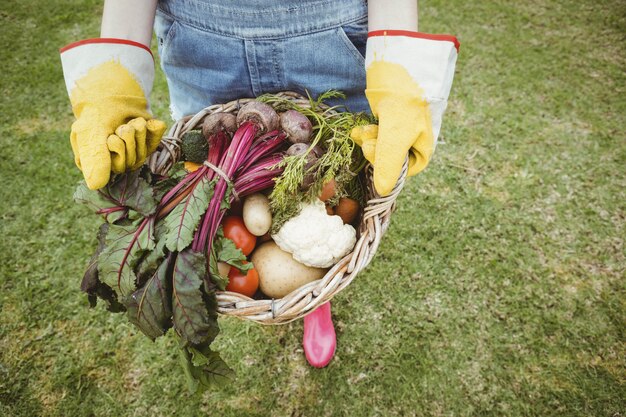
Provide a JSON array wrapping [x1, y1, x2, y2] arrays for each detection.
[[0, 0, 624, 416]]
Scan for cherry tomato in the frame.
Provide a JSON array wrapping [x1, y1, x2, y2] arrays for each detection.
[[222, 216, 256, 255], [226, 264, 259, 297]]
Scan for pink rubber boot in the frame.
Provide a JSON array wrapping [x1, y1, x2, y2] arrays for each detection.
[[303, 302, 336, 368]]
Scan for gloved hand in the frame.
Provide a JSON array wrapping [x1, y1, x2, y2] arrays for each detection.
[[106, 117, 166, 173], [351, 31, 460, 196], [61, 39, 166, 189]]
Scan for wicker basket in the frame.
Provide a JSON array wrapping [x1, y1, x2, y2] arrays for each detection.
[[147, 92, 407, 324]]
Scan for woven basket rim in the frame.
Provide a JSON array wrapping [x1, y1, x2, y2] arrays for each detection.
[[146, 91, 407, 324]]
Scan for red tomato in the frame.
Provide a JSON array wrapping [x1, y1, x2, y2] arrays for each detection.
[[223, 216, 256, 255], [226, 264, 259, 297]]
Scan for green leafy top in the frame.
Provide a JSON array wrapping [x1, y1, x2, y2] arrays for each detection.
[[74, 169, 158, 223], [163, 177, 215, 252]]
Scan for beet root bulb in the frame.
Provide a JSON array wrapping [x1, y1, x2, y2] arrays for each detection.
[[286, 143, 324, 189], [202, 112, 237, 139], [236, 101, 279, 133], [280, 110, 313, 144]]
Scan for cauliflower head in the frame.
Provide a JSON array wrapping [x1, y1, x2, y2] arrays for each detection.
[[272, 200, 357, 268]]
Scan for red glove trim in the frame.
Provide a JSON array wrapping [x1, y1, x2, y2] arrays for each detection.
[[368, 30, 460, 52], [59, 38, 153, 58]]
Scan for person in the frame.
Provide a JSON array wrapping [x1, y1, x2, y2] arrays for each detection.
[[60, 0, 458, 368]]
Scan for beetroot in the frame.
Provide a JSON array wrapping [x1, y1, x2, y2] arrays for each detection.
[[202, 112, 237, 138], [236, 102, 279, 133], [285, 143, 324, 188], [280, 110, 312, 144]]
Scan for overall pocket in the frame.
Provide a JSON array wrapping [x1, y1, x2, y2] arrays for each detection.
[[154, 12, 177, 64], [338, 17, 368, 63], [282, 23, 368, 112]]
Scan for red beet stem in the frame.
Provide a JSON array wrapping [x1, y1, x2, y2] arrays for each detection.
[[159, 166, 206, 209], [238, 131, 286, 174], [192, 122, 259, 252]]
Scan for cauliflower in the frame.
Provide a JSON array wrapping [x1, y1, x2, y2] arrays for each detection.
[[272, 200, 356, 268]]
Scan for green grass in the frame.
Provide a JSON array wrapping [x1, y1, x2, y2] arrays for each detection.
[[1, 0, 624, 416]]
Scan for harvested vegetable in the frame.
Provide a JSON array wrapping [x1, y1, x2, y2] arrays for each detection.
[[217, 261, 231, 278], [271, 200, 356, 268], [242, 193, 272, 236], [260, 91, 371, 232], [75, 103, 288, 393], [181, 130, 209, 163], [202, 112, 236, 138], [280, 109, 312, 143], [284, 142, 308, 157], [236, 101, 279, 133], [252, 241, 327, 298], [184, 161, 202, 172], [222, 215, 256, 256], [225, 263, 259, 297], [319, 178, 337, 202], [284, 143, 325, 189]]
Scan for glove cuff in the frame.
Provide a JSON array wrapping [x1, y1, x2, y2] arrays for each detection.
[[365, 31, 459, 143], [60, 38, 155, 100], [368, 30, 459, 52]]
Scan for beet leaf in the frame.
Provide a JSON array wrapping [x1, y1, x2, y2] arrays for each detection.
[[163, 177, 215, 252], [134, 234, 167, 289], [171, 249, 218, 346], [74, 169, 158, 222], [125, 257, 173, 340], [97, 219, 155, 296], [179, 344, 234, 393], [80, 223, 126, 312], [74, 183, 126, 223]]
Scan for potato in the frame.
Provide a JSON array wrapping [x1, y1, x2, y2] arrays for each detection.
[[252, 242, 327, 298], [243, 193, 272, 236]]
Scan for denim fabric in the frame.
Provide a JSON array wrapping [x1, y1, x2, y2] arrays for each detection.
[[154, 0, 369, 120]]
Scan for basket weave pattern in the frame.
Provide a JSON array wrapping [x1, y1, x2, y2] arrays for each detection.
[[147, 92, 407, 324]]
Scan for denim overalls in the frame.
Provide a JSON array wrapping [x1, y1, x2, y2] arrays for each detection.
[[154, 0, 369, 120]]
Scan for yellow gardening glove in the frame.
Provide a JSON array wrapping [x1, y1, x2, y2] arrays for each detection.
[[352, 31, 459, 196], [351, 124, 378, 164], [68, 62, 165, 188], [106, 124, 136, 174], [61, 39, 167, 189], [351, 62, 434, 195], [107, 118, 167, 174]]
